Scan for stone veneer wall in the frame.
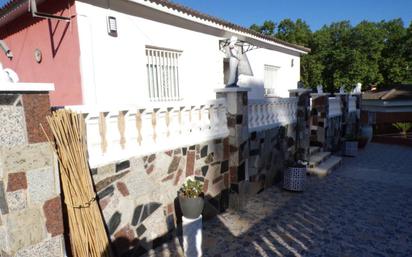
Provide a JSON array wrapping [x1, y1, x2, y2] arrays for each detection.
[[248, 125, 296, 192], [311, 93, 361, 151], [326, 116, 343, 151], [92, 138, 230, 256], [0, 93, 65, 257], [346, 112, 359, 137], [310, 94, 329, 148]]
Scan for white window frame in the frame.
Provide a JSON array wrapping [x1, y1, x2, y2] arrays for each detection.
[[146, 46, 182, 102], [264, 64, 279, 96]]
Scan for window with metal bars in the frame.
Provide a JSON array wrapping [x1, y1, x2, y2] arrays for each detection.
[[264, 64, 279, 96], [146, 47, 181, 101]]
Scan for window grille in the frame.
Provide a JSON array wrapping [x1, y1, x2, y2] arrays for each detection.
[[146, 47, 181, 101], [264, 65, 279, 96]]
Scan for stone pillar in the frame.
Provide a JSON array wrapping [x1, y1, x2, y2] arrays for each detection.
[[289, 89, 311, 161], [310, 93, 330, 150], [0, 85, 65, 257], [353, 93, 362, 136], [215, 88, 250, 210], [337, 93, 349, 138]]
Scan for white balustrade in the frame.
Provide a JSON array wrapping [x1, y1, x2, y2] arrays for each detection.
[[248, 97, 298, 132], [348, 96, 357, 113], [328, 97, 342, 117], [67, 99, 229, 168]]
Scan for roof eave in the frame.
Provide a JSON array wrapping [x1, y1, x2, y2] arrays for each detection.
[[142, 0, 310, 54]]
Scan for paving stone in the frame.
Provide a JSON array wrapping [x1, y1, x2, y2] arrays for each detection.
[[97, 185, 114, 200], [220, 160, 229, 173], [144, 143, 412, 257], [0, 181, 9, 214], [2, 143, 54, 174], [6, 190, 27, 212], [204, 153, 214, 164], [148, 154, 156, 163], [6, 172, 27, 192], [14, 235, 63, 257], [116, 182, 129, 197], [173, 169, 183, 186], [167, 156, 181, 174], [95, 170, 130, 192], [0, 106, 27, 147], [201, 166, 209, 176], [6, 208, 46, 253], [0, 225, 7, 252], [27, 167, 56, 205], [200, 145, 208, 158], [115, 160, 130, 172], [43, 196, 64, 236], [108, 211, 122, 235], [136, 224, 147, 237], [185, 151, 195, 177]]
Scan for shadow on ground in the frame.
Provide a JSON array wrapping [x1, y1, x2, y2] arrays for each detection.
[[118, 143, 412, 257]]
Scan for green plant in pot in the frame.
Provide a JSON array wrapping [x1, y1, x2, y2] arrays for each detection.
[[178, 178, 204, 219]]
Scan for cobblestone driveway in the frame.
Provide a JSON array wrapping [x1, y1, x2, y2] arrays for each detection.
[[146, 143, 412, 257]]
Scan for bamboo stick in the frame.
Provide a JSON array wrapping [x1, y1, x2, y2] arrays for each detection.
[[46, 109, 113, 257]]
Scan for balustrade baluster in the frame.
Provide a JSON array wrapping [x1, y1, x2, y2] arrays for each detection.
[[98, 112, 108, 153]]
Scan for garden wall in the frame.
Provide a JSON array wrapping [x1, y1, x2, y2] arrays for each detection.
[[310, 93, 361, 152], [93, 138, 230, 256], [0, 91, 65, 257], [247, 125, 295, 192]]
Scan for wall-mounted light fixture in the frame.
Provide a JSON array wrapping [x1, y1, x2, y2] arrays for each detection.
[[107, 16, 118, 37], [291, 59, 294, 67]]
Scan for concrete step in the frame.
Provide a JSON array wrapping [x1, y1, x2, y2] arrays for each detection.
[[307, 156, 342, 177], [309, 151, 331, 168], [309, 146, 321, 155]]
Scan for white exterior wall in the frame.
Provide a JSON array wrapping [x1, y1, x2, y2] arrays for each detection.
[[76, 1, 302, 105], [241, 49, 300, 98]]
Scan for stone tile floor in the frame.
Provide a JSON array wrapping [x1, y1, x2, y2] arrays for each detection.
[[144, 143, 412, 257]]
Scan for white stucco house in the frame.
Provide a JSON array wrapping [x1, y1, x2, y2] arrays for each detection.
[[1, 0, 310, 106], [76, 0, 310, 105]]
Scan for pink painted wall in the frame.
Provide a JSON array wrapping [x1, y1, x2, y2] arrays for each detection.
[[0, 0, 83, 106]]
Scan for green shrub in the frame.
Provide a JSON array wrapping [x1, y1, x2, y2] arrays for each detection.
[[392, 122, 412, 138]]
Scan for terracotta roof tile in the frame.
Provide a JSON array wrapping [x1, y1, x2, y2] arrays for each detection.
[[0, 0, 310, 53], [146, 0, 310, 52], [363, 85, 412, 100]]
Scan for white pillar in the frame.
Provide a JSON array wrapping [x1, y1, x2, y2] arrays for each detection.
[[182, 215, 202, 257]]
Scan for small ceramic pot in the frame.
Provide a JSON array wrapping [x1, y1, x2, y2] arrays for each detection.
[[178, 195, 204, 219]]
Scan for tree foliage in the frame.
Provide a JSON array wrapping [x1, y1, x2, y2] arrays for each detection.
[[250, 18, 412, 92]]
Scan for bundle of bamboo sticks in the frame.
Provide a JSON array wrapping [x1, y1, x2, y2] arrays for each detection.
[[46, 109, 113, 257]]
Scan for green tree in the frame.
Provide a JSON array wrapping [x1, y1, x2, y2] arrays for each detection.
[[249, 20, 276, 36], [379, 19, 409, 85], [405, 22, 412, 83], [250, 18, 411, 92], [276, 18, 312, 46]]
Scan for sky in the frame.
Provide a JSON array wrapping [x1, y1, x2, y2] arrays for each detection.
[[171, 0, 412, 31], [0, 0, 411, 30]]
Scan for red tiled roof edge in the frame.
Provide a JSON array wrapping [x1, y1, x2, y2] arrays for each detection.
[[0, 0, 25, 22], [147, 0, 310, 53], [0, 0, 311, 53]]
